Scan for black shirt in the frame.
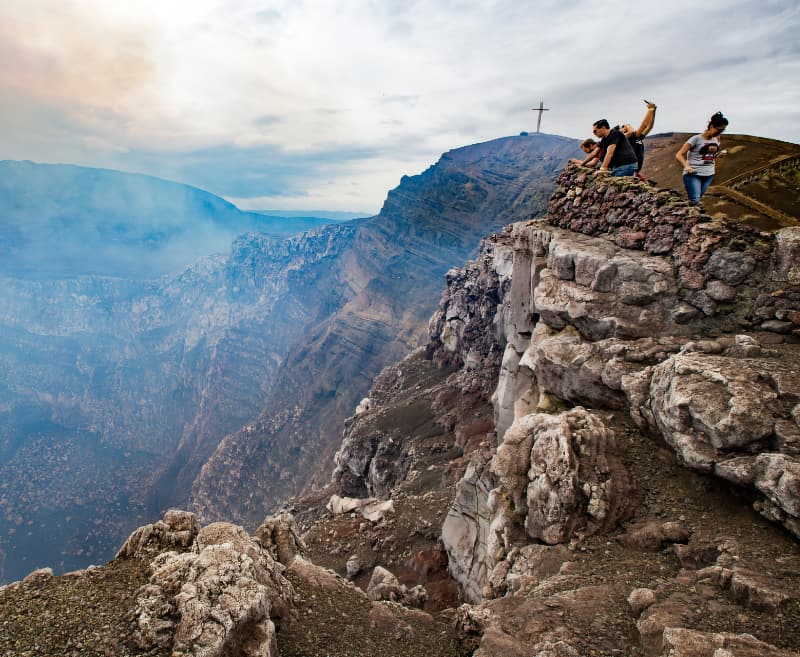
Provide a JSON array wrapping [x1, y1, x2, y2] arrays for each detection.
[[628, 133, 645, 171], [599, 128, 638, 168]]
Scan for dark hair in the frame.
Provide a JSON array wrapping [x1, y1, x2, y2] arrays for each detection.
[[593, 119, 610, 129], [581, 138, 597, 149], [708, 112, 728, 129]]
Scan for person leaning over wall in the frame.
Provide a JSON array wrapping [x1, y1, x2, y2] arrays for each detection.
[[675, 111, 729, 205], [569, 138, 602, 168], [579, 119, 639, 177]]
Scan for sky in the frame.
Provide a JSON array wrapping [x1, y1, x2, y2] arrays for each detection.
[[1, 1, 798, 214]]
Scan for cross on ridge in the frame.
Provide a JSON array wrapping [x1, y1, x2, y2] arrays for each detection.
[[531, 100, 550, 133]]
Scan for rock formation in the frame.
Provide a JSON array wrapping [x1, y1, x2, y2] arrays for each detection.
[[325, 164, 800, 654]]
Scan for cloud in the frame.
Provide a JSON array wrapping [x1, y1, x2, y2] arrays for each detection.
[[1, 0, 798, 212]]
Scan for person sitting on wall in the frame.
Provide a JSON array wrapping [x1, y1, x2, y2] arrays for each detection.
[[621, 100, 657, 179], [569, 138, 602, 168], [579, 119, 639, 176]]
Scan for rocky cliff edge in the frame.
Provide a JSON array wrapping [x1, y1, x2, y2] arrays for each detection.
[[326, 166, 800, 655]]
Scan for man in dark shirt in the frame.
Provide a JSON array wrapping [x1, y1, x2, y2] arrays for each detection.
[[578, 119, 638, 176]]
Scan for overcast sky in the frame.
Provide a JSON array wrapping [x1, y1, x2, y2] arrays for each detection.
[[1, 0, 798, 213]]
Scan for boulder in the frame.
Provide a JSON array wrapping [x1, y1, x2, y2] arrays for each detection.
[[131, 521, 293, 657], [366, 566, 427, 608], [255, 512, 306, 565], [624, 351, 800, 535], [617, 519, 691, 551], [660, 627, 798, 657], [326, 494, 395, 522], [493, 408, 635, 544], [628, 588, 658, 616]]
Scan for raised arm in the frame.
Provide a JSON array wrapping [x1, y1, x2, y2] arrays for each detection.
[[636, 102, 657, 137]]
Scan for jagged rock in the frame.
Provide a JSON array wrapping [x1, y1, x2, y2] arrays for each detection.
[[624, 351, 800, 535], [660, 627, 798, 657], [489, 543, 572, 596], [696, 562, 797, 613], [21, 568, 54, 586], [366, 566, 427, 608], [459, 596, 570, 657], [442, 450, 496, 603], [445, 407, 633, 602], [673, 530, 728, 569], [636, 593, 695, 656], [772, 227, 800, 285], [255, 512, 306, 565], [493, 408, 635, 544], [493, 343, 536, 441], [131, 521, 293, 657], [116, 509, 199, 558], [509, 222, 686, 342], [532, 641, 580, 657], [346, 555, 363, 579]]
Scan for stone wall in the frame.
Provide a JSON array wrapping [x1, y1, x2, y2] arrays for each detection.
[[548, 167, 800, 335]]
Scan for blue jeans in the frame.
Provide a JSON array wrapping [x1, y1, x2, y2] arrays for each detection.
[[611, 162, 638, 177], [683, 173, 714, 203]]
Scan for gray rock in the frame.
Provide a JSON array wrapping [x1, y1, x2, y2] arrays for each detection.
[[705, 279, 738, 302], [442, 452, 495, 603], [346, 555, 363, 579], [618, 520, 690, 551], [132, 521, 293, 657], [624, 352, 800, 535], [255, 512, 306, 566], [493, 408, 634, 545], [661, 627, 797, 657], [771, 227, 800, 285], [705, 247, 757, 286], [366, 565, 427, 608]]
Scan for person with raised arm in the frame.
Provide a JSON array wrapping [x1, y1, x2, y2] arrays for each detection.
[[621, 100, 657, 178]]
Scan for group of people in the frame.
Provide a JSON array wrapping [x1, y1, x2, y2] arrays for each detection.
[[569, 102, 729, 205]]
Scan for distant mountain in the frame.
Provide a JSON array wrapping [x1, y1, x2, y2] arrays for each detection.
[[0, 134, 579, 583], [255, 209, 367, 221], [0, 161, 344, 279]]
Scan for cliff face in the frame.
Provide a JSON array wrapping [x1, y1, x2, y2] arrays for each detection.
[[187, 135, 577, 527], [0, 134, 578, 582], [325, 167, 800, 654]]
